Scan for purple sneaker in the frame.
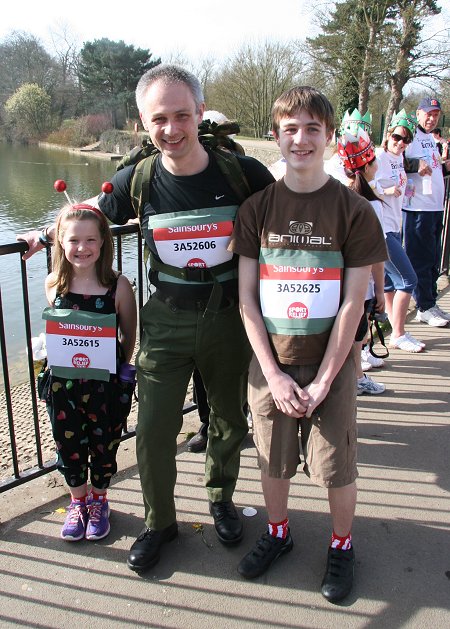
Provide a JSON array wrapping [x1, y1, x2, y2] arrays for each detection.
[[85, 497, 111, 540], [61, 500, 88, 541]]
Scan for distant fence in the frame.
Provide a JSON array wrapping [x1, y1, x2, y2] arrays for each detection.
[[441, 175, 450, 275]]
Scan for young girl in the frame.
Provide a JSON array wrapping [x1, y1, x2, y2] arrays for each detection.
[[375, 111, 425, 352], [41, 203, 137, 541], [338, 128, 387, 395]]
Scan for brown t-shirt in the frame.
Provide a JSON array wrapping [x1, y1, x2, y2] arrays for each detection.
[[230, 176, 387, 365]]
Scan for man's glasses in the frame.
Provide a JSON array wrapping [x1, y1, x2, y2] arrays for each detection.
[[391, 133, 411, 144]]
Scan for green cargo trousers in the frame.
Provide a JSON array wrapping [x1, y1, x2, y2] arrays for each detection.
[[135, 295, 252, 530]]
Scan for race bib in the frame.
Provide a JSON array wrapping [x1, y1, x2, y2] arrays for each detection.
[[149, 206, 237, 271], [43, 308, 116, 381], [260, 265, 341, 321], [259, 248, 344, 336]]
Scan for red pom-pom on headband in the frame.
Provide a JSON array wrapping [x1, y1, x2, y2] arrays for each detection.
[[53, 180, 114, 219], [101, 182, 114, 194], [54, 179, 67, 193]]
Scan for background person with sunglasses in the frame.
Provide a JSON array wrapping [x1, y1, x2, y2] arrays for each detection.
[[375, 111, 425, 352], [402, 97, 450, 328]]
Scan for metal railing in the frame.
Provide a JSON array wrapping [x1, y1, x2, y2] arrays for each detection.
[[440, 175, 450, 275], [0, 224, 188, 493]]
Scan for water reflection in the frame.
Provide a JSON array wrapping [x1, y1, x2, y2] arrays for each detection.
[[0, 143, 141, 386]]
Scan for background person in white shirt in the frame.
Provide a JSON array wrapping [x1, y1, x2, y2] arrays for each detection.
[[402, 97, 450, 327], [375, 111, 425, 351]]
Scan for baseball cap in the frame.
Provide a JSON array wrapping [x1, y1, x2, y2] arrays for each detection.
[[418, 97, 441, 112]]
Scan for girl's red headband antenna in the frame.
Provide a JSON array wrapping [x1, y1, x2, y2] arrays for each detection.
[[53, 180, 114, 216], [54, 179, 73, 205]]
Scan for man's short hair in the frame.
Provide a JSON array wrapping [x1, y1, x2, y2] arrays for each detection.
[[136, 64, 204, 113], [272, 86, 335, 135]]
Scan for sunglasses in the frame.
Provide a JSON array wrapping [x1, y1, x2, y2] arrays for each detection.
[[391, 133, 411, 144]]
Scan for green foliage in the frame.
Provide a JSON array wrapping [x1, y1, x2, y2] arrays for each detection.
[[46, 119, 90, 147], [5, 83, 51, 138], [99, 129, 136, 154], [46, 124, 77, 146], [307, 0, 393, 120], [78, 38, 160, 128], [307, 0, 448, 136], [45, 114, 113, 147]]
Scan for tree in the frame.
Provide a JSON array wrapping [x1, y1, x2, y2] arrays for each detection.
[[383, 0, 449, 133], [162, 51, 218, 105], [48, 22, 82, 122], [0, 31, 57, 108], [5, 83, 51, 138], [78, 39, 160, 127], [305, 1, 393, 121], [209, 41, 303, 137], [305, 0, 449, 133], [357, 1, 395, 113]]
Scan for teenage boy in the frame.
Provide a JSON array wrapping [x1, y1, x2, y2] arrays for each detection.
[[229, 86, 387, 603]]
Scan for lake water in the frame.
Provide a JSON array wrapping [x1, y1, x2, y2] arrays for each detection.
[[0, 143, 141, 386]]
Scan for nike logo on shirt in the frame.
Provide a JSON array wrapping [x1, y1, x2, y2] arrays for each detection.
[[215, 194, 225, 200]]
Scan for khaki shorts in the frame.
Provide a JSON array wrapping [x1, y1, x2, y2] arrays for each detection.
[[248, 354, 358, 488]]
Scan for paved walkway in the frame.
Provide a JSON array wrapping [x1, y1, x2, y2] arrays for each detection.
[[1, 285, 449, 628]]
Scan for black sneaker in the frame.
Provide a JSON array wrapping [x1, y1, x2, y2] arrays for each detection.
[[237, 530, 294, 579], [127, 522, 178, 572], [209, 500, 243, 545], [321, 546, 355, 603]]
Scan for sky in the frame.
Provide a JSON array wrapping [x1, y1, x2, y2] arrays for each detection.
[[0, 0, 321, 63]]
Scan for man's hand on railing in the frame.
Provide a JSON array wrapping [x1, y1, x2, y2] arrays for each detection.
[[16, 230, 45, 260]]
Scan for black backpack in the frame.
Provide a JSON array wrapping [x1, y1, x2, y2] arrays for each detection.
[[116, 119, 250, 218]]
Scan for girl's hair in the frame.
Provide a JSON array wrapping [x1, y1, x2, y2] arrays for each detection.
[[49, 205, 116, 295], [382, 126, 413, 151], [344, 158, 380, 203]]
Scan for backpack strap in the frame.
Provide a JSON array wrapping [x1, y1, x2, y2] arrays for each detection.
[[149, 253, 238, 315], [129, 152, 158, 218], [209, 147, 251, 203], [149, 252, 237, 282], [129, 146, 250, 313]]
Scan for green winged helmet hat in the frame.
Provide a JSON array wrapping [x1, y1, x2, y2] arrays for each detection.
[[389, 109, 417, 136], [340, 109, 372, 135]]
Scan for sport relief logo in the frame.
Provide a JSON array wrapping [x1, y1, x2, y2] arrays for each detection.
[[287, 302, 309, 319], [72, 353, 90, 368], [187, 258, 207, 268]]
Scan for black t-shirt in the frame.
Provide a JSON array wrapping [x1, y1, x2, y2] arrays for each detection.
[[99, 148, 274, 299]]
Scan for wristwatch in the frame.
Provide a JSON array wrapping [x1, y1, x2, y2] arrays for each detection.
[[38, 227, 53, 248]]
